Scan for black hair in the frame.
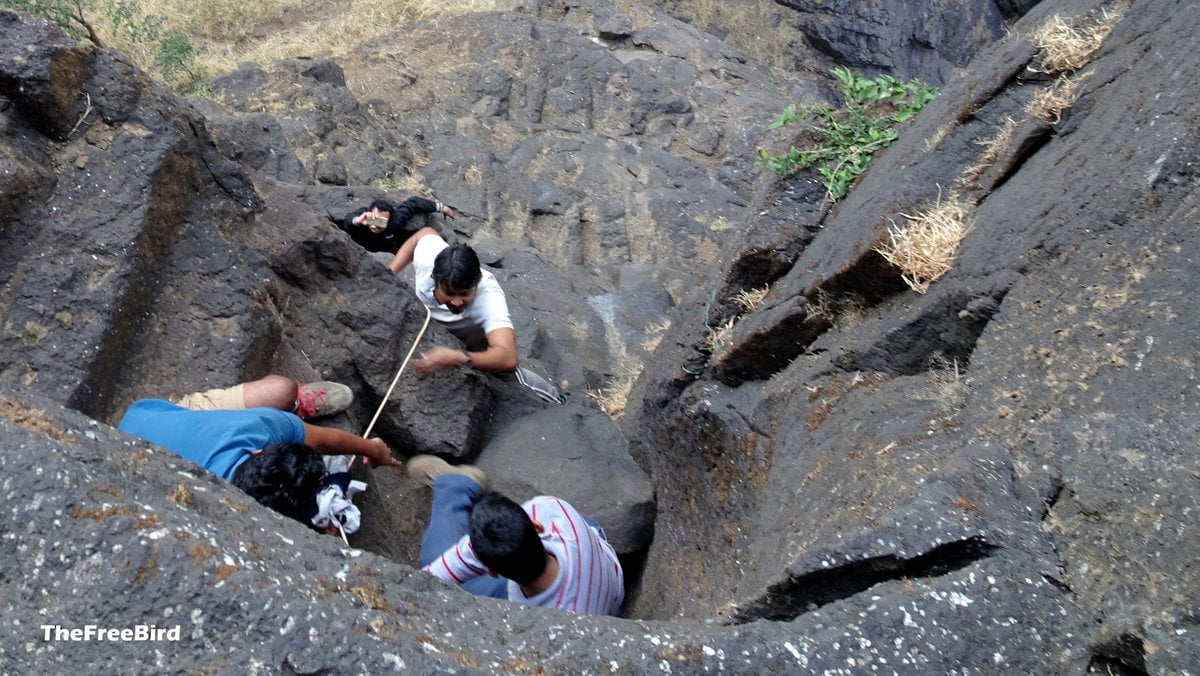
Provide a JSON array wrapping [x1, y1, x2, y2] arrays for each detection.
[[432, 244, 482, 292], [368, 198, 397, 214], [229, 443, 327, 525], [469, 493, 546, 585]]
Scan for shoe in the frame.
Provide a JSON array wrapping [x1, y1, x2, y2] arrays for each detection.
[[515, 367, 566, 405], [294, 381, 353, 419], [406, 454, 487, 488]]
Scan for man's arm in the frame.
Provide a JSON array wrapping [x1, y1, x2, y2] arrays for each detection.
[[423, 534, 489, 586], [302, 424, 400, 468], [394, 196, 456, 222], [412, 328, 519, 375], [389, 226, 439, 274], [338, 206, 369, 232]]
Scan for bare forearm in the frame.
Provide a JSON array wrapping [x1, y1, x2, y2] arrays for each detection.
[[304, 424, 372, 456], [390, 227, 437, 274], [302, 424, 397, 469], [465, 344, 518, 374]]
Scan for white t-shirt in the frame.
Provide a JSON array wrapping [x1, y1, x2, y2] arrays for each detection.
[[412, 234, 514, 349]]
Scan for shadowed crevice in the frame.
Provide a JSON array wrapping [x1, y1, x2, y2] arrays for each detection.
[[1087, 633, 1148, 675], [69, 148, 198, 419], [833, 286, 1009, 376], [731, 535, 999, 623]]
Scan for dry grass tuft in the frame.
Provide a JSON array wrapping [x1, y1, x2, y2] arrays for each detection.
[[463, 165, 484, 186], [704, 317, 736, 357], [674, 0, 797, 71], [875, 191, 973, 294], [642, 319, 672, 353], [586, 363, 643, 418], [88, 0, 522, 85], [805, 289, 866, 327], [806, 290, 833, 323], [374, 170, 428, 195], [1027, 72, 1091, 124], [925, 354, 968, 411], [959, 116, 1018, 187], [733, 285, 769, 313], [0, 394, 76, 443], [1030, 9, 1124, 75], [169, 483, 194, 507], [925, 121, 955, 153]]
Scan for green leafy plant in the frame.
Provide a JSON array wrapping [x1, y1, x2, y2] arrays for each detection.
[[758, 67, 938, 201], [106, 0, 207, 94]]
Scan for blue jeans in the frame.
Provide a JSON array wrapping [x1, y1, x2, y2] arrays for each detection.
[[419, 474, 509, 599]]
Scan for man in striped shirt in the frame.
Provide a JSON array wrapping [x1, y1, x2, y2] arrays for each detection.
[[409, 455, 624, 616]]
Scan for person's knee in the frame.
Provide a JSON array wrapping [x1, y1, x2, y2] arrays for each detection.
[[251, 375, 298, 410]]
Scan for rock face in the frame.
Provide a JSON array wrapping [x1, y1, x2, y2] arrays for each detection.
[[623, 0, 1200, 672], [774, 0, 1009, 84], [1, 0, 1197, 672]]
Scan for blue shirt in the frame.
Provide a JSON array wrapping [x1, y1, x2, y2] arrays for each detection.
[[118, 399, 306, 480]]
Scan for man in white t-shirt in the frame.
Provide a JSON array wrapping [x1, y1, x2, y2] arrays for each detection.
[[390, 226, 564, 403]]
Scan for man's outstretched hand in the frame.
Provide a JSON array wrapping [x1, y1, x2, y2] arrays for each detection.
[[441, 205, 457, 220], [412, 347, 468, 375], [364, 438, 401, 468]]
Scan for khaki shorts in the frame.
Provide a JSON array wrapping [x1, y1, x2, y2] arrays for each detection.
[[174, 384, 246, 411]]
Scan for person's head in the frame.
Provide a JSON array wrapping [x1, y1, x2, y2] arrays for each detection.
[[229, 443, 327, 526], [469, 492, 546, 584], [367, 198, 395, 219], [361, 199, 395, 233], [431, 244, 482, 314]]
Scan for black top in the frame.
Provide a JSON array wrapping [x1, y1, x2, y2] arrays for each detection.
[[336, 196, 438, 253]]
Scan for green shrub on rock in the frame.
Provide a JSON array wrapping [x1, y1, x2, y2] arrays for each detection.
[[759, 67, 938, 201]]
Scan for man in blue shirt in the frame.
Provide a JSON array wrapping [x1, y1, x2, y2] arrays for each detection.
[[119, 375, 398, 526]]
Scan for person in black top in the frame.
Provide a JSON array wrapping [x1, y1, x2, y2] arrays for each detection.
[[332, 197, 456, 273]]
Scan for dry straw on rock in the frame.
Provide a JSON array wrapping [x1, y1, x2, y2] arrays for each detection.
[[1028, 73, 1090, 123], [875, 192, 972, 294], [733, 285, 770, 313], [586, 363, 642, 418], [1030, 9, 1124, 75], [960, 116, 1018, 187]]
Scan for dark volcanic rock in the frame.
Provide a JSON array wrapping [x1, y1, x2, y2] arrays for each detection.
[[622, 0, 1200, 671], [3, 0, 1197, 672], [775, 0, 1008, 85], [0, 384, 1088, 672]]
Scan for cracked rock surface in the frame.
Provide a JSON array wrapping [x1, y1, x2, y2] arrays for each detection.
[[1, 0, 1198, 671]]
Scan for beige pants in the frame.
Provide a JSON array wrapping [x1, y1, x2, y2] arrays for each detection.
[[174, 384, 246, 411]]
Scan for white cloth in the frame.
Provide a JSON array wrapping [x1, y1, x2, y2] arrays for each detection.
[[412, 233, 514, 346], [312, 483, 365, 533], [312, 455, 367, 535]]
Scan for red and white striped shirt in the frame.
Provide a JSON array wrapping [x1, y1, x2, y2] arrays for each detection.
[[423, 496, 624, 616]]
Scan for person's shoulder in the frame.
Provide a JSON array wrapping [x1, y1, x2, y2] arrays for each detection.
[[476, 269, 506, 294], [117, 399, 188, 433], [413, 230, 448, 256], [525, 495, 578, 515]]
